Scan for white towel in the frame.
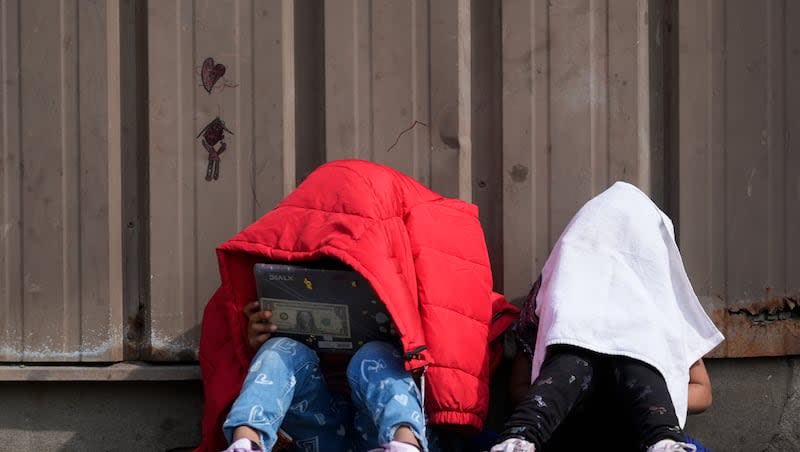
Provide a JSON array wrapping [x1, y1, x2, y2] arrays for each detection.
[[530, 181, 724, 427]]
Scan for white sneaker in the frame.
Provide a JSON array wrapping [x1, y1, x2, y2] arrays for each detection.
[[489, 438, 535, 452], [647, 439, 698, 452], [367, 440, 421, 452]]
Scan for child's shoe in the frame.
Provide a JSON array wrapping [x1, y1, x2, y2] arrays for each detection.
[[682, 434, 711, 452], [489, 437, 535, 452], [647, 439, 698, 452], [368, 440, 422, 451], [221, 438, 262, 452]]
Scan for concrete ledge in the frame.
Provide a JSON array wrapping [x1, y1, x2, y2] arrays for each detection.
[[0, 362, 201, 381]]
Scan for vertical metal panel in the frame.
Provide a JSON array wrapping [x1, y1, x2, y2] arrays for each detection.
[[679, 0, 799, 357], [428, 0, 462, 198], [147, 0, 296, 360], [323, 0, 372, 162], [470, 0, 504, 286], [454, 0, 473, 202], [119, 0, 150, 360], [788, 1, 800, 314], [1, 0, 23, 361], [293, 0, 326, 184], [370, 0, 431, 181], [501, 0, 656, 302], [324, 0, 433, 187], [324, 0, 478, 198], [323, 0, 503, 274], [0, 0, 123, 362], [501, 0, 549, 302]]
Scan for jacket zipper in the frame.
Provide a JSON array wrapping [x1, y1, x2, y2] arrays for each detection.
[[404, 345, 427, 361]]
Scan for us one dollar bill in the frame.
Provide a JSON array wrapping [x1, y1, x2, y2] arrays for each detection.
[[260, 297, 351, 338]]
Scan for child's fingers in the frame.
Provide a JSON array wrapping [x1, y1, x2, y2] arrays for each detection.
[[250, 320, 277, 333], [243, 300, 260, 317], [253, 309, 273, 324], [245, 302, 274, 322]]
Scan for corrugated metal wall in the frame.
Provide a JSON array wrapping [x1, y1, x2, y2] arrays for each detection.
[[679, 0, 800, 357], [501, 0, 658, 303], [1, 0, 797, 363], [145, 0, 499, 360], [1, 0, 124, 361]]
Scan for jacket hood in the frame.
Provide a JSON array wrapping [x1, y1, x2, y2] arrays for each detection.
[[214, 160, 446, 369]]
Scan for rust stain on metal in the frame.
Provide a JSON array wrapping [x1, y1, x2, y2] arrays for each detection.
[[143, 327, 201, 362], [126, 311, 145, 339], [706, 289, 800, 358], [124, 306, 147, 359], [727, 287, 798, 316]]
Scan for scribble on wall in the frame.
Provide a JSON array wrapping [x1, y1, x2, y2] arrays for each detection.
[[197, 117, 233, 181]]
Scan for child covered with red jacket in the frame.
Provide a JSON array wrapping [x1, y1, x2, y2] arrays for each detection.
[[197, 160, 518, 452]]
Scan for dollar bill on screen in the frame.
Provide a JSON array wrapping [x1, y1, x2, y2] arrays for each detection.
[[260, 297, 351, 338]]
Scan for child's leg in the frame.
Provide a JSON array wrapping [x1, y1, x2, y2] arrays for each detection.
[[223, 337, 351, 451], [610, 356, 684, 449], [496, 345, 597, 451], [346, 341, 428, 451]]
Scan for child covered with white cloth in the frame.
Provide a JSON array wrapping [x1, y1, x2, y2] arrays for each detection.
[[492, 182, 724, 452]]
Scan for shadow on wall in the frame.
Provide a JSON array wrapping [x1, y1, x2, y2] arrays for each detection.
[[0, 380, 203, 451], [0, 326, 207, 451]]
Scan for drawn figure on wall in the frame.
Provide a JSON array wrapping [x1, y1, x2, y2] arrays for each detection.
[[197, 117, 233, 181]]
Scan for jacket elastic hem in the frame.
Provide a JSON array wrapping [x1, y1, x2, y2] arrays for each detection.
[[427, 411, 483, 432]]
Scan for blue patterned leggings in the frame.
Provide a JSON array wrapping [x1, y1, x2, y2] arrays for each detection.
[[223, 338, 427, 452]]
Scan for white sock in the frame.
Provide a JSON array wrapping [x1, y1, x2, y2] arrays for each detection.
[[384, 440, 422, 451]]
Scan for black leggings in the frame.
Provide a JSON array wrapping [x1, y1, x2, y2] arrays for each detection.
[[499, 345, 683, 451]]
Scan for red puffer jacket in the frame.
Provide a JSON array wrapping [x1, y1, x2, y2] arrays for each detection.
[[197, 160, 519, 451]]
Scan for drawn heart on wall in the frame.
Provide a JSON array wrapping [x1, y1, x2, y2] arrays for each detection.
[[201, 57, 226, 93]]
